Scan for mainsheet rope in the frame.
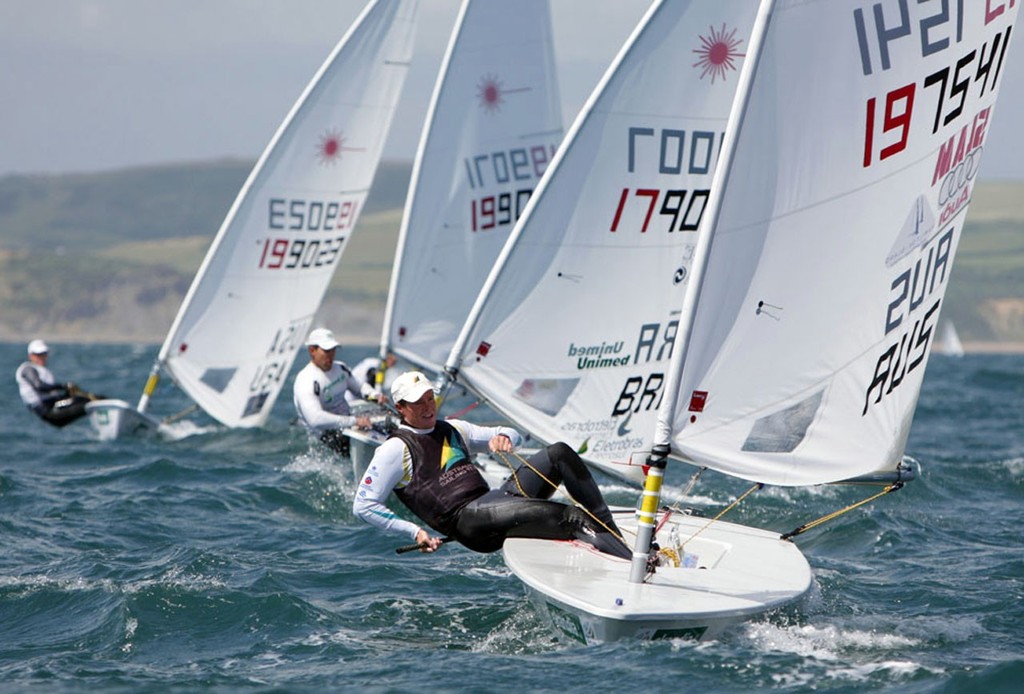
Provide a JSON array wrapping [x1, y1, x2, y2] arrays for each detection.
[[489, 449, 626, 542]]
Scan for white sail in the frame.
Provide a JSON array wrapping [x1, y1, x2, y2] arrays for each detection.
[[940, 322, 965, 356], [380, 0, 563, 375], [668, 0, 1016, 487], [144, 0, 417, 428], [501, 0, 1019, 645], [446, 0, 758, 483]]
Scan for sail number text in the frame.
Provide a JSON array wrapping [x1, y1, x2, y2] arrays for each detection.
[[610, 188, 709, 233], [854, 0, 1015, 76], [862, 226, 953, 414], [861, 20, 1010, 167], [242, 318, 311, 418], [257, 197, 359, 270], [471, 188, 532, 231], [609, 127, 720, 233], [464, 143, 557, 232], [610, 320, 678, 417]]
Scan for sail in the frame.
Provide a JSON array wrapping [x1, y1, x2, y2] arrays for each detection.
[[147, 0, 417, 427], [668, 0, 1017, 486], [940, 322, 965, 356], [447, 1, 759, 482], [381, 0, 563, 375]]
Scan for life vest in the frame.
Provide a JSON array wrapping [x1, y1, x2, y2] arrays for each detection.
[[391, 421, 490, 536]]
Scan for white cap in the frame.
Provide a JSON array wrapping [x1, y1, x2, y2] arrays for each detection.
[[306, 328, 339, 350], [391, 371, 434, 404], [28, 339, 49, 355]]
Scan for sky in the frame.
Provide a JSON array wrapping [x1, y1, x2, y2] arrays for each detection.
[[2, 0, 1024, 180]]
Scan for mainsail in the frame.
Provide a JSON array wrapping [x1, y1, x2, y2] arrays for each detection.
[[138, 0, 417, 428], [380, 0, 563, 376], [500, 0, 1018, 645], [444, 0, 757, 483], [939, 321, 966, 356], [667, 0, 1015, 486]]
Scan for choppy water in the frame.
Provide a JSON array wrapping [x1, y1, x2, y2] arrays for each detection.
[[2, 342, 1022, 692]]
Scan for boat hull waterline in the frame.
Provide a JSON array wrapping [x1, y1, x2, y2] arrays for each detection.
[[503, 510, 812, 644], [86, 399, 162, 441]]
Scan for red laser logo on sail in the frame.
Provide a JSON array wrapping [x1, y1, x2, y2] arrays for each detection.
[[477, 74, 504, 113], [316, 129, 363, 166], [693, 24, 745, 83]]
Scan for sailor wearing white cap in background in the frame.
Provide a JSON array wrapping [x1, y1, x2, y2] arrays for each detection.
[[15, 338, 95, 427], [292, 327, 387, 455]]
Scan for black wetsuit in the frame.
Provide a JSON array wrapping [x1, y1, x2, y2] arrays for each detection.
[[15, 362, 91, 428], [388, 424, 630, 559]]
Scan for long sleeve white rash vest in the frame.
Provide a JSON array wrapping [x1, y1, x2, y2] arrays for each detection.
[[353, 420, 523, 540], [293, 360, 377, 432]]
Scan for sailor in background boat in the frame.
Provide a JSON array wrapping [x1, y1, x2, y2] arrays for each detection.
[[353, 371, 631, 559], [15, 339, 97, 427], [344, 351, 397, 407], [293, 328, 387, 456]]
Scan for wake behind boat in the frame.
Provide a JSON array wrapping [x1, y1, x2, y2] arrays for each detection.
[[88, 0, 418, 440]]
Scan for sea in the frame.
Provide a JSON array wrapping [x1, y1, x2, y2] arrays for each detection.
[[1, 342, 1022, 693]]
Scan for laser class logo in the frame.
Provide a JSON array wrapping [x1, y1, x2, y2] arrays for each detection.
[[476, 73, 532, 114], [316, 129, 364, 166], [693, 24, 745, 83], [477, 74, 504, 112]]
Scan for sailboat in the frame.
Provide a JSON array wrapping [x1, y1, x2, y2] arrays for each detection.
[[442, 1, 758, 486], [445, 0, 1018, 642], [86, 0, 418, 440], [343, 0, 565, 473], [939, 321, 966, 357], [380, 0, 563, 376]]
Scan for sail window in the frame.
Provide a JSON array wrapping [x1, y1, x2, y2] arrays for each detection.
[[200, 368, 237, 394], [513, 378, 579, 417], [741, 390, 823, 453]]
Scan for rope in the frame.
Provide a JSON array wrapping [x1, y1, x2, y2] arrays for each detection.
[[677, 466, 706, 501], [489, 448, 625, 542], [162, 403, 200, 425], [780, 481, 904, 540], [677, 482, 764, 549]]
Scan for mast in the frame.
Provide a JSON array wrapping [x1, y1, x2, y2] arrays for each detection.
[[378, 0, 471, 376], [628, 0, 777, 584]]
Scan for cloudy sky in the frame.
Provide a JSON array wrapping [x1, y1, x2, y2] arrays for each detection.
[[2, 0, 1023, 179]]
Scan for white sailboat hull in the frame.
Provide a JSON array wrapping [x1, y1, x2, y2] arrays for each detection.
[[86, 399, 162, 441], [503, 510, 812, 644], [346, 426, 389, 478]]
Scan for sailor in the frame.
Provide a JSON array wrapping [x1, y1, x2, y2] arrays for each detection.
[[15, 339, 95, 427], [353, 371, 631, 558], [345, 351, 398, 406], [293, 328, 387, 455]]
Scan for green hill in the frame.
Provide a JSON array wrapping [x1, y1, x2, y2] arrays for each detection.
[[0, 161, 1022, 349], [0, 160, 410, 345]]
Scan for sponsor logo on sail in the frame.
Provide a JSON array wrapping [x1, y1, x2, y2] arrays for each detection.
[[567, 341, 629, 370]]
